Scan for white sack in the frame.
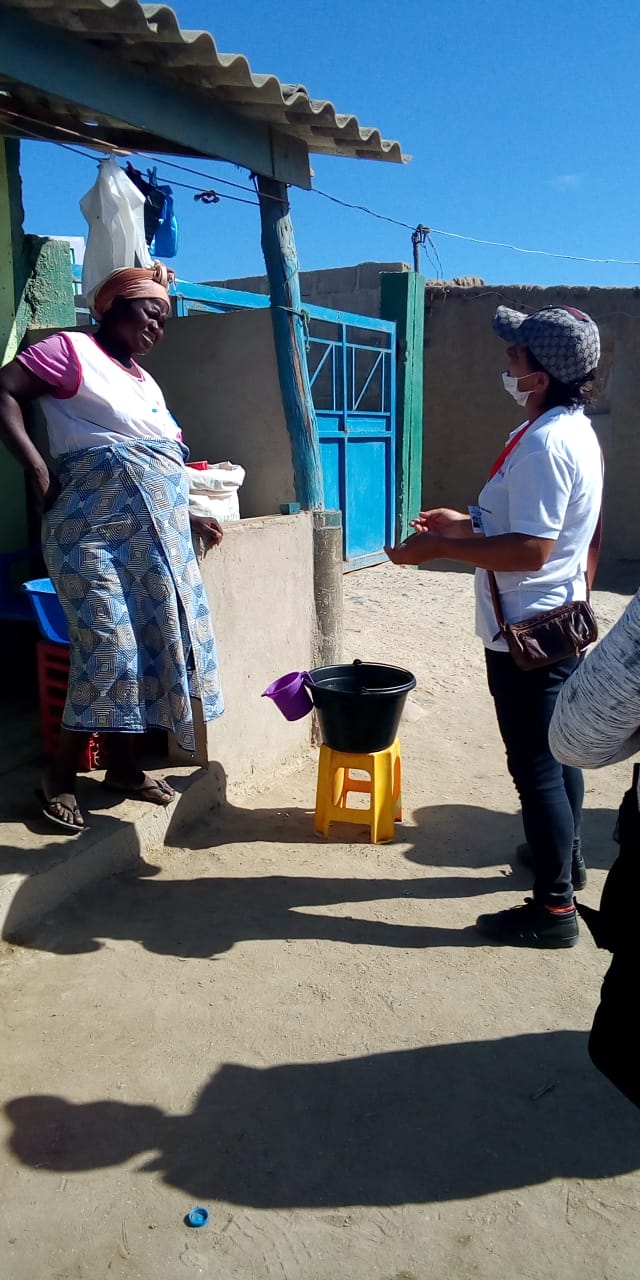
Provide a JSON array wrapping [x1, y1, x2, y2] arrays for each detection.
[[188, 462, 245, 523]]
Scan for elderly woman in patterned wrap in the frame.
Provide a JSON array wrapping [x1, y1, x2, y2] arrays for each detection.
[[0, 264, 224, 833]]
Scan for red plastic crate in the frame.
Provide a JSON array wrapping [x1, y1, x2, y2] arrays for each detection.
[[36, 640, 103, 771]]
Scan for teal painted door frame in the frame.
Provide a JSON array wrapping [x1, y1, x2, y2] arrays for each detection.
[[381, 272, 425, 543]]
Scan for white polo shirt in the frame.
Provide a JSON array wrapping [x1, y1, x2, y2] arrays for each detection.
[[474, 405, 602, 652]]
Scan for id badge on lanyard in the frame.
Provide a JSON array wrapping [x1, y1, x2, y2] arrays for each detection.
[[468, 505, 485, 534]]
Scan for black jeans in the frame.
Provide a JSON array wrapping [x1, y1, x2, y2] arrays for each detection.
[[485, 649, 584, 908]]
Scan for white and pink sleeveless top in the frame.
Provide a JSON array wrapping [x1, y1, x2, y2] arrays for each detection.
[[18, 331, 182, 458]]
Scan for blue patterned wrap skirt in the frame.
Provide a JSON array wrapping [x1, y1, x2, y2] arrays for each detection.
[[42, 439, 224, 754]]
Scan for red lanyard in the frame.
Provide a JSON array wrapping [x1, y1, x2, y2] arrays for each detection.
[[488, 422, 530, 480]]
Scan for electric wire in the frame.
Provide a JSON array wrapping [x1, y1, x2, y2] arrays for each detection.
[[7, 111, 640, 270]]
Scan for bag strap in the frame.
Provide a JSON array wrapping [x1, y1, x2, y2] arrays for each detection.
[[487, 568, 506, 638], [487, 447, 604, 630], [488, 500, 603, 630]]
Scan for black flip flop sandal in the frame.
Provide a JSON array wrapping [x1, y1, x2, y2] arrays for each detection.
[[38, 790, 85, 835], [102, 776, 175, 806]]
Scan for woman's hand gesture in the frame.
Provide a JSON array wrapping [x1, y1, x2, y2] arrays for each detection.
[[410, 508, 470, 537], [384, 531, 443, 566]]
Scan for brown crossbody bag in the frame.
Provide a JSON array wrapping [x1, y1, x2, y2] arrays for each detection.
[[487, 508, 602, 672]]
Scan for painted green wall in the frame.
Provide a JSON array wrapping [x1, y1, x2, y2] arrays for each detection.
[[0, 137, 75, 553]]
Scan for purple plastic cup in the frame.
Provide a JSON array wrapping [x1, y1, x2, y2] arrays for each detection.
[[262, 671, 313, 721]]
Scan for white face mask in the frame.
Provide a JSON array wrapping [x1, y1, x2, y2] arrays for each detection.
[[501, 370, 537, 406]]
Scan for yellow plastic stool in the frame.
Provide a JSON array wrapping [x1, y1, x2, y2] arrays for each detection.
[[314, 738, 402, 844]]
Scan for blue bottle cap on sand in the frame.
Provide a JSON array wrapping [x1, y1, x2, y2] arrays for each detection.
[[185, 1207, 209, 1228]]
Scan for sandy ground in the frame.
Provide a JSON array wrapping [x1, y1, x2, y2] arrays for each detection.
[[1, 564, 639, 1280]]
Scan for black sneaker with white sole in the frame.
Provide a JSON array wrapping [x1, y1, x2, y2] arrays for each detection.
[[515, 842, 587, 892], [476, 898, 579, 949]]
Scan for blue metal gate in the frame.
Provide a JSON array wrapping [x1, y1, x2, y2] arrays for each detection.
[[306, 308, 395, 570], [73, 269, 396, 568]]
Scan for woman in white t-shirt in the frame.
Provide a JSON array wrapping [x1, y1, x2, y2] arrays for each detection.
[[0, 265, 225, 833], [386, 304, 602, 950]]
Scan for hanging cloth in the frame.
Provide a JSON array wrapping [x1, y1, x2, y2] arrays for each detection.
[[152, 182, 179, 258], [125, 162, 167, 245], [125, 164, 179, 258], [80, 157, 153, 304]]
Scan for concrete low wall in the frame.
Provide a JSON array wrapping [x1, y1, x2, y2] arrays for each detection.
[[170, 513, 315, 795]]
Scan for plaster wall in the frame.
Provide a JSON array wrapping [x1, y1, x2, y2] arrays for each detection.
[[170, 513, 315, 791], [144, 309, 296, 517]]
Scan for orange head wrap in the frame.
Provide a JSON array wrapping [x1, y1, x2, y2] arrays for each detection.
[[92, 263, 174, 320]]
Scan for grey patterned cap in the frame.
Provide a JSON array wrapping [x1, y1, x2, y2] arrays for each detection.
[[493, 304, 600, 384]]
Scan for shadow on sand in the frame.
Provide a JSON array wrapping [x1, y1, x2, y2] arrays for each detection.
[[5, 1030, 639, 1207], [8, 781, 619, 957]]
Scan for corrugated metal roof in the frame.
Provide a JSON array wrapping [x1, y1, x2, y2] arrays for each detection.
[[0, 0, 406, 165]]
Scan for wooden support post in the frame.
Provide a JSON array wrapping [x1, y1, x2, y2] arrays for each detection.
[[381, 271, 425, 543], [257, 175, 324, 511]]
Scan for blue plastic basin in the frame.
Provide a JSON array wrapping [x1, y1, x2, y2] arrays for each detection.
[[21, 578, 70, 646]]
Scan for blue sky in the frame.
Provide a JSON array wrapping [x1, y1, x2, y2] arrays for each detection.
[[18, 0, 640, 288]]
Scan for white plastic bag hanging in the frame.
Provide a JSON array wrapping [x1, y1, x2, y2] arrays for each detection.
[[80, 158, 153, 305]]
